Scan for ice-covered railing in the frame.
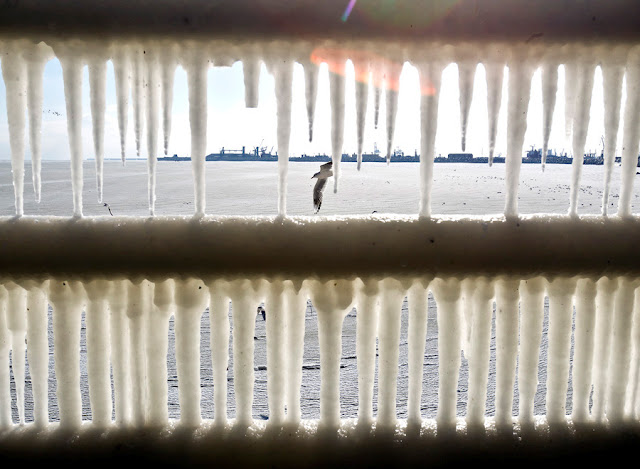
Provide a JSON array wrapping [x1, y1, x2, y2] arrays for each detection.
[[1, 0, 640, 443]]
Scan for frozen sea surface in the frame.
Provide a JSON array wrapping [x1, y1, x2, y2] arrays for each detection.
[[1, 160, 638, 423]]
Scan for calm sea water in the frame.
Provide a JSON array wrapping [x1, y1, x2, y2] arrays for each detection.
[[1, 160, 637, 423]]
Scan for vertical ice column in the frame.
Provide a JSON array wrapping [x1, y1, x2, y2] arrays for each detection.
[[88, 53, 107, 203], [229, 280, 261, 427], [147, 279, 174, 427], [24, 43, 51, 202], [84, 280, 113, 428], [457, 61, 476, 153], [564, 61, 578, 145], [355, 279, 379, 427], [160, 47, 177, 156], [431, 278, 462, 432], [517, 277, 545, 424], [591, 277, 618, 422], [132, 47, 145, 158], [376, 279, 406, 430], [460, 278, 475, 360], [329, 70, 346, 193], [385, 69, 401, 164], [273, 60, 294, 217], [303, 61, 319, 141], [540, 62, 558, 170], [243, 57, 260, 109], [1, 46, 27, 216], [186, 52, 209, 217], [569, 60, 595, 217], [571, 278, 597, 423], [5, 284, 26, 424], [601, 56, 624, 215], [494, 278, 519, 428], [109, 280, 131, 425], [174, 278, 209, 427], [417, 62, 443, 217], [285, 282, 307, 425], [545, 277, 576, 425], [113, 46, 131, 164], [605, 278, 637, 422], [145, 47, 160, 215], [466, 277, 495, 428], [504, 57, 534, 218], [310, 279, 354, 430], [485, 62, 504, 166], [407, 279, 431, 429], [208, 281, 229, 425], [617, 47, 640, 218], [48, 280, 84, 430], [25, 282, 49, 427], [373, 67, 382, 130], [59, 48, 84, 217], [0, 286, 9, 429], [126, 279, 151, 426], [265, 281, 287, 426], [628, 288, 640, 419], [354, 61, 369, 170]]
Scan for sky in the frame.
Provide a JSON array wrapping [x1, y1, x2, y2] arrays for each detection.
[[0, 55, 617, 163]]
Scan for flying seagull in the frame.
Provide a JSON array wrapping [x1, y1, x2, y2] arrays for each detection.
[[103, 202, 113, 216], [311, 161, 333, 213]]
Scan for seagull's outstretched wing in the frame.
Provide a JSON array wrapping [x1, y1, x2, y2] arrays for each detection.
[[313, 177, 328, 213], [320, 161, 333, 171]]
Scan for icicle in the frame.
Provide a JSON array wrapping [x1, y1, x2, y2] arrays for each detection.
[[59, 49, 84, 217], [431, 278, 462, 432], [0, 286, 9, 429], [84, 279, 113, 428], [109, 280, 131, 425], [545, 277, 576, 425], [417, 61, 443, 217], [243, 58, 260, 108], [147, 279, 173, 427], [407, 279, 430, 429], [160, 50, 176, 156], [571, 278, 597, 423], [208, 280, 229, 426], [24, 43, 51, 203], [569, 60, 595, 217], [460, 278, 475, 360], [466, 277, 494, 428], [88, 55, 107, 203], [273, 60, 294, 217], [25, 281, 48, 427], [517, 277, 545, 425], [1, 46, 27, 216], [174, 278, 208, 427], [5, 284, 26, 424], [564, 61, 578, 145], [126, 279, 151, 426], [540, 62, 558, 170], [373, 68, 382, 130], [377, 279, 405, 430], [485, 62, 504, 166], [265, 280, 287, 426], [145, 47, 160, 215], [385, 69, 401, 164], [285, 282, 307, 425], [48, 279, 84, 430], [355, 279, 379, 427], [309, 279, 354, 430], [113, 46, 131, 164], [494, 278, 519, 428], [186, 52, 209, 217], [601, 60, 624, 215], [354, 62, 369, 170], [504, 57, 534, 218], [617, 47, 640, 218], [457, 61, 476, 153], [605, 278, 636, 422], [132, 47, 145, 158], [303, 61, 319, 141], [591, 277, 618, 422], [628, 288, 640, 419], [329, 70, 346, 194]]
